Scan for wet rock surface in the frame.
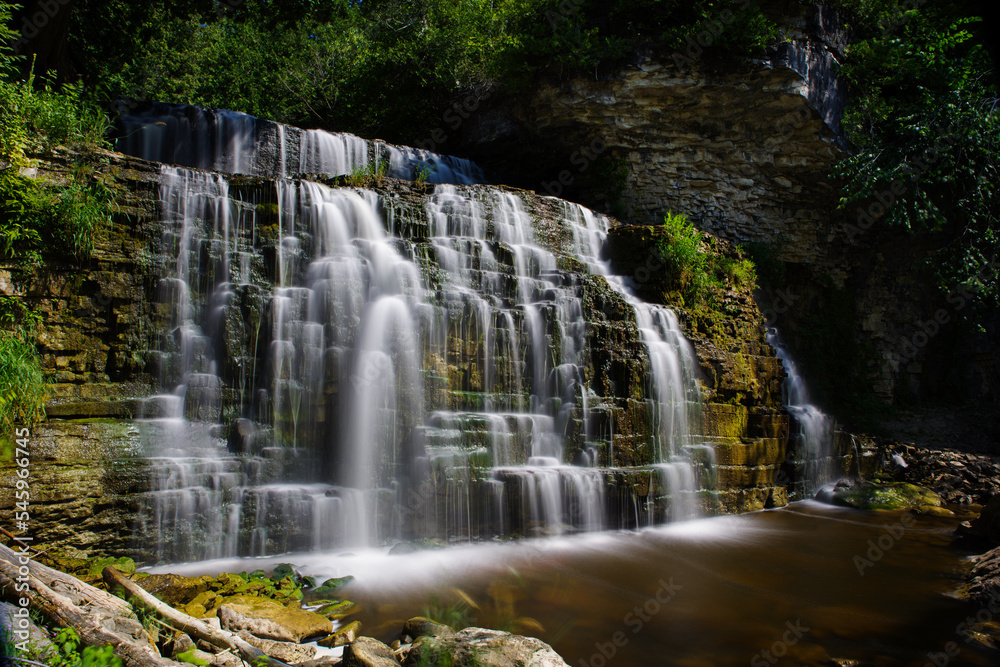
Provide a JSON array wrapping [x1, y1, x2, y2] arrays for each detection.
[[886, 443, 1000, 505], [819, 479, 943, 512], [401, 627, 569, 667]]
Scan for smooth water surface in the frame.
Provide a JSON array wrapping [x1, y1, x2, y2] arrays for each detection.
[[153, 501, 996, 667]]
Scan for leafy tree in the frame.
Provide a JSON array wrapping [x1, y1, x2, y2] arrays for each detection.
[[834, 0, 999, 323]]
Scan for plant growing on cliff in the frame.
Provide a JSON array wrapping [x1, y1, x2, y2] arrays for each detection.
[[655, 211, 756, 307], [657, 211, 710, 301], [0, 327, 46, 447], [1, 2, 115, 261]]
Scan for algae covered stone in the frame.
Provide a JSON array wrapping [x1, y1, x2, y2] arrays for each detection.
[[217, 595, 332, 642], [825, 480, 943, 511]]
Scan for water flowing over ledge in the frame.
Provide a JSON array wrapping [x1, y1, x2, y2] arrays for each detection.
[[118, 104, 722, 562], [114, 102, 485, 184]]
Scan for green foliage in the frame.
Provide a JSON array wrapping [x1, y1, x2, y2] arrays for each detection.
[[655, 211, 756, 307], [717, 255, 756, 290], [657, 211, 710, 302], [43, 628, 123, 667], [0, 326, 46, 444], [422, 591, 478, 631], [0, 3, 116, 263], [175, 649, 209, 666], [833, 0, 999, 323], [342, 160, 390, 189], [66, 0, 778, 144]]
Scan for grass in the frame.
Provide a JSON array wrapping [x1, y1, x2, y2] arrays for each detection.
[[0, 327, 47, 450], [342, 160, 389, 188], [655, 211, 757, 307]]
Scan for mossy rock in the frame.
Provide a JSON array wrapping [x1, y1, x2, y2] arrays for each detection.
[[47, 553, 136, 585], [183, 590, 219, 618], [138, 573, 210, 607], [831, 481, 943, 511], [316, 600, 360, 621], [217, 595, 332, 643], [318, 619, 362, 648], [312, 575, 355, 598]]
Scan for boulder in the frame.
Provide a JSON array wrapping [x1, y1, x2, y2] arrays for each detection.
[[217, 595, 332, 643], [313, 575, 355, 598], [137, 573, 209, 607], [342, 636, 399, 667], [966, 545, 1000, 604], [820, 479, 943, 512], [318, 600, 361, 620], [400, 616, 455, 642], [297, 658, 345, 667], [319, 620, 362, 647], [237, 631, 318, 663], [402, 627, 569, 667]]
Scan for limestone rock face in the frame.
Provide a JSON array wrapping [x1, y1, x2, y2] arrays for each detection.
[[403, 627, 569, 667], [217, 596, 332, 643]]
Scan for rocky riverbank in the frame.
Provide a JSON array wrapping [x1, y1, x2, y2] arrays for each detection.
[[848, 437, 1000, 648], [0, 540, 570, 667]]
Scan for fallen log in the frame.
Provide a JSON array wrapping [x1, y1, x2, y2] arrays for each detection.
[[0, 541, 132, 615], [102, 566, 294, 667], [0, 558, 182, 667]]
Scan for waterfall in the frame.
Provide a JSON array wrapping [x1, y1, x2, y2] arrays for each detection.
[[765, 328, 836, 496], [115, 103, 484, 184], [130, 105, 710, 562]]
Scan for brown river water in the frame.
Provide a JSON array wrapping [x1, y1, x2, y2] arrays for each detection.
[[155, 501, 999, 667]]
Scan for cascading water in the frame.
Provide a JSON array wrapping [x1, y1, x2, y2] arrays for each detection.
[[115, 102, 484, 184], [765, 328, 837, 496], [129, 104, 711, 562]]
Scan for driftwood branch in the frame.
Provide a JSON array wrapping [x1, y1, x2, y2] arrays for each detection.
[[0, 541, 132, 615], [103, 566, 293, 667], [0, 558, 182, 667]]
